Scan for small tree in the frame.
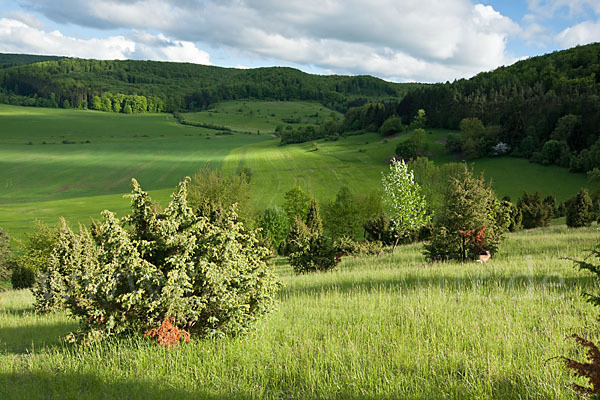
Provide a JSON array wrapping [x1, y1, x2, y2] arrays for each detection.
[[424, 167, 509, 262], [382, 159, 430, 248], [379, 116, 405, 136], [283, 186, 311, 224], [188, 167, 253, 225], [566, 188, 593, 228], [11, 221, 59, 288], [518, 192, 553, 229], [258, 206, 289, 252], [287, 201, 339, 274]]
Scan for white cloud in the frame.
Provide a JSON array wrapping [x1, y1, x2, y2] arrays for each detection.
[[556, 20, 600, 47], [0, 17, 135, 59], [0, 16, 210, 65], [16, 0, 521, 81]]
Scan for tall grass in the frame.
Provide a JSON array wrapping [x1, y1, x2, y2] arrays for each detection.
[[1, 225, 598, 399]]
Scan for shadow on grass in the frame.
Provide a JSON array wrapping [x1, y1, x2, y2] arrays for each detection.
[[0, 320, 77, 354], [0, 371, 248, 400], [280, 272, 596, 299]]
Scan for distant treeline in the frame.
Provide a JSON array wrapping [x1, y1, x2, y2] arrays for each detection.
[[335, 43, 600, 173], [0, 55, 421, 113]]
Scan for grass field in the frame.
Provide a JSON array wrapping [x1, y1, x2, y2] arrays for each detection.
[[1, 225, 599, 399], [183, 100, 343, 133], [0, 102, 593, 239]]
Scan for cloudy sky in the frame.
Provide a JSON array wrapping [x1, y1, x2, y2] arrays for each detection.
[[0, 0, 599, 82]]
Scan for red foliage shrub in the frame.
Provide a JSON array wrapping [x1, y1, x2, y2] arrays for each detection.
[[144, 316, 191, 348], [560, 334, 600, 396]]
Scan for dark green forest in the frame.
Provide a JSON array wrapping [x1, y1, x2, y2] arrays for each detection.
[[0, 54, 418, 113], [341, 43, 600, 173]]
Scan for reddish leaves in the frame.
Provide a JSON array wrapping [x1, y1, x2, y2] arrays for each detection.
[[457, 225, 487, 254], [561, 334, 600, 395], [144, 316, 191, 348]]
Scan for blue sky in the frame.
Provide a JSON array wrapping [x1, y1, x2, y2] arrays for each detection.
[[0, 0, 599, 82]]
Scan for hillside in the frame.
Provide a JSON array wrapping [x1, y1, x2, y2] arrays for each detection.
[[395, 43, 600, 172], [0, 54, 421, 113]]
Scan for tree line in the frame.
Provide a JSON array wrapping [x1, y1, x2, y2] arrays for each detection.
[[336, 43, 600, 173], [0, 54, 420, 113]]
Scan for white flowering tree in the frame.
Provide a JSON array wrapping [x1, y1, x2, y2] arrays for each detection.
[[382, 159, 430, 249]]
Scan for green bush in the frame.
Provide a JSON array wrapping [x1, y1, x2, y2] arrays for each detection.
[[0, 228, 12, 281], [258, 206, 289, 253], [517, 192, 553, 229], [287, 201, 340, 274], [14, 221, 59, 274], [363, 212, 396, 245], [566, 188, 593, 228], [9, 221, 59, 288], [11, 264, 35, 289], [334, 236, 385, 257], [34, 178, 280, 341]]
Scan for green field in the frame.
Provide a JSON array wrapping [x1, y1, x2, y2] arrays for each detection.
[[0, 102, 592, 238], [184, 100, 343, 133], [1, 225, 599, 399]]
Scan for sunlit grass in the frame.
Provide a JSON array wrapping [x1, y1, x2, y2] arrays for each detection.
[[1, 225, 598, 399]]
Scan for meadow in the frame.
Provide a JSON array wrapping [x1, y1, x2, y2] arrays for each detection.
[[0, 102, 592, 239], [1, 225, 599, 399]]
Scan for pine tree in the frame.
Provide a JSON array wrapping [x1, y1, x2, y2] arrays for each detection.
[[566, 188, 593, 227], [305, 199, 323, 235], [424, 166, 509, 262]]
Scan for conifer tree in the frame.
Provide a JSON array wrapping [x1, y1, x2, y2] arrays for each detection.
[[566, 188, 593, 228]]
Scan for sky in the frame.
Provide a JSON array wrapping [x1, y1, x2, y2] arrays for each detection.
[[0, 0, 599, 83]]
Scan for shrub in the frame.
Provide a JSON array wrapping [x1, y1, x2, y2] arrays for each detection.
[[34, 178, 279, 341], [258, 206, 289, 253], [566, 188, 593, 228], [395, 140, 417, 160], [363, 212, 396, 245], [334, 236, 385, 257], [287, 201, 340, 274], [187, 167, 253, 226], [11, 264, 35, 289], [445, 133, 464, 153], [11, 221, 59, 288], [517, 192, 553, 229], [0, 228, 11, 281], [424, 167, 509, 262]]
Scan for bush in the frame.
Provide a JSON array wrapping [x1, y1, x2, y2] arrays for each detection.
[[517, 192, 553, 229], [424, 167, 510, 262], [0, 228, 12, 281], [335, 236, 385, 257], [11, 221, 59, 288], [566, 188, 593, 228], [258, 206, 289, 253], [287, 201, 340, 273], [11, 264, 35, 289], [188, 168, 253, 226], [34, 178, 279, 341], [363, 212, 396, 245]]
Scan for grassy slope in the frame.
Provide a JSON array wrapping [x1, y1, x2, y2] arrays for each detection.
[[0, 103, 592, 239], [1, 225, 599, 399]]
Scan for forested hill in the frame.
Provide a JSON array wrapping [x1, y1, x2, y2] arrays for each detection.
[[346, 42, 600, 173], [0, 54, 64, 69], [0, 54, 419, 112]]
